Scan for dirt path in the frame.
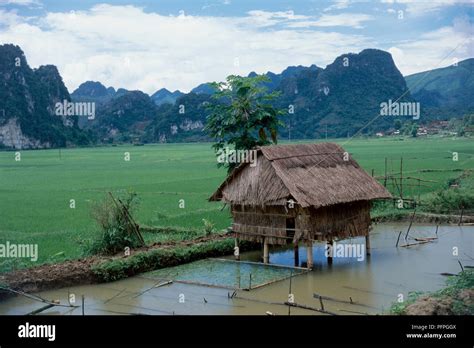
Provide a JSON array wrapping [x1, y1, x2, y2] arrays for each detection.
[[0, 233, 232, 298]]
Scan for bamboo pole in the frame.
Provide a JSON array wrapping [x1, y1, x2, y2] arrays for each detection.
[[133, 280, 173, 298], [405, 208, 417, 241], [108, 192, 145, 246], [365, 234, 371, 256], [235, 294, 337, 315], [117, 197, 145, 245], [338, 309, 370, 315], [263, 238, 269, 264], [284, 301, 337, 316], [400, 157, 403, 199], [27, 304, 55, 315], [327, 240, 333, 265], [0, 286, 78, 308], [307, 242, 313, 269], [399, 240, 431, 247], [313, 293, 377, 309], [210, 258, 309, 271], [294, 243, 299, 267], [459, 207, 464, 226], [288, 271, 292, 316], [396, 231, 403, 247]]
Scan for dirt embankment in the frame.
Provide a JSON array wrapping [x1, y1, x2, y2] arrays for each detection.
[[0, 233, 239, 300], [405, 289, 474, 315], [374, 212, 474, 225]]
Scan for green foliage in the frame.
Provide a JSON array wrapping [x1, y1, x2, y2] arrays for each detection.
[[202, 218, 215, 235], [0, 44, 93, 148], [394, 119, 402, 130], [142, 93, 211, 144], [1, 138, 472, 271], [94, 91, 158, 142], [205, 74, 285, 172], [406, 58, 474, 119], [88, 191, 142, 255], [389, 291, 424, 315], [92, 238, 239, 282], [425, 188, 474, 214], [389, 270, 474, 315]]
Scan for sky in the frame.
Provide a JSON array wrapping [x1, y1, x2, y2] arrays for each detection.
[[0, 0, 472, 94]]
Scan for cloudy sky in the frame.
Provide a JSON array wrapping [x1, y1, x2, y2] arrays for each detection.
[[0, 0, 472, 94]]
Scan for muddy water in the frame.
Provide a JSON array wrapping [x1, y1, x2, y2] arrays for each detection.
[[0, 223, 472, 315]]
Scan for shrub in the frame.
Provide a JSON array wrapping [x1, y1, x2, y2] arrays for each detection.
[[88, 191, 143, 255], [424, 189, 474, 214], [202, 218, 215, 235]]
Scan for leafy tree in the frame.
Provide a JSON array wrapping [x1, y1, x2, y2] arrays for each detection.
[[205, 75, 285, 172], [401, 121, 412, 135], [394, 119, 402, 130], [448, 117, 458, 130]]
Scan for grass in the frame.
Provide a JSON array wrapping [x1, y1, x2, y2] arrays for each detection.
[[91, 238, 255, 282], [0, 136, 473, 272], [389, 269, 474, 315]]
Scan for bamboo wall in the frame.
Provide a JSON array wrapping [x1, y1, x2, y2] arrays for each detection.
[[231, 201, 371, 245]]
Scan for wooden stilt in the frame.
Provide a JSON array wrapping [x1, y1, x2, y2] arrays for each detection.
[[459, 207, 464, 226], [294, 243, 299, 267], [263, 238, 269, 264], [365, 234, 371, 256], [306, 242, 313, 269], [327, 240, 333, 265]]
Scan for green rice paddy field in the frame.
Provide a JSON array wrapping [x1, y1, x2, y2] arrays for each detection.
[[0, 137, 473, 271]]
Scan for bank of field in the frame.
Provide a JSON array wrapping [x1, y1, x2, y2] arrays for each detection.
[[0, 137, 473, 271]]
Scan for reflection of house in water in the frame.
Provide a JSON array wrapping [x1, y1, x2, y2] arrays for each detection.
[[210, 143, 392, 268]]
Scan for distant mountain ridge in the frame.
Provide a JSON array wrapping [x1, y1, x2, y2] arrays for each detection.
[[405, 58, 474, 118], [151, 88, 184, 105], [0, 44, 92, 149], [1, 43, 472, 148], [275, 48, 413, 138]]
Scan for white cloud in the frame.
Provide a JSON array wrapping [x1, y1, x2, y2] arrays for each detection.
[[0, 8, 24, 26], [388, 20, 473, 75], [288, 13, 374, 29], [381, 0, 466, 16], [0, 4, 471, 94], [324, 0, 351, 12], [0, 5, 372, 93], [245, 10, 310, 27], [0, 0, 41, 7]]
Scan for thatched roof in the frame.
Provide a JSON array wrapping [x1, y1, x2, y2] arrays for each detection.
[[209, 143, 392, 208]]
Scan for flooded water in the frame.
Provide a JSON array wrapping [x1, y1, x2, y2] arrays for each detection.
[[1, 223, 472, 315]]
